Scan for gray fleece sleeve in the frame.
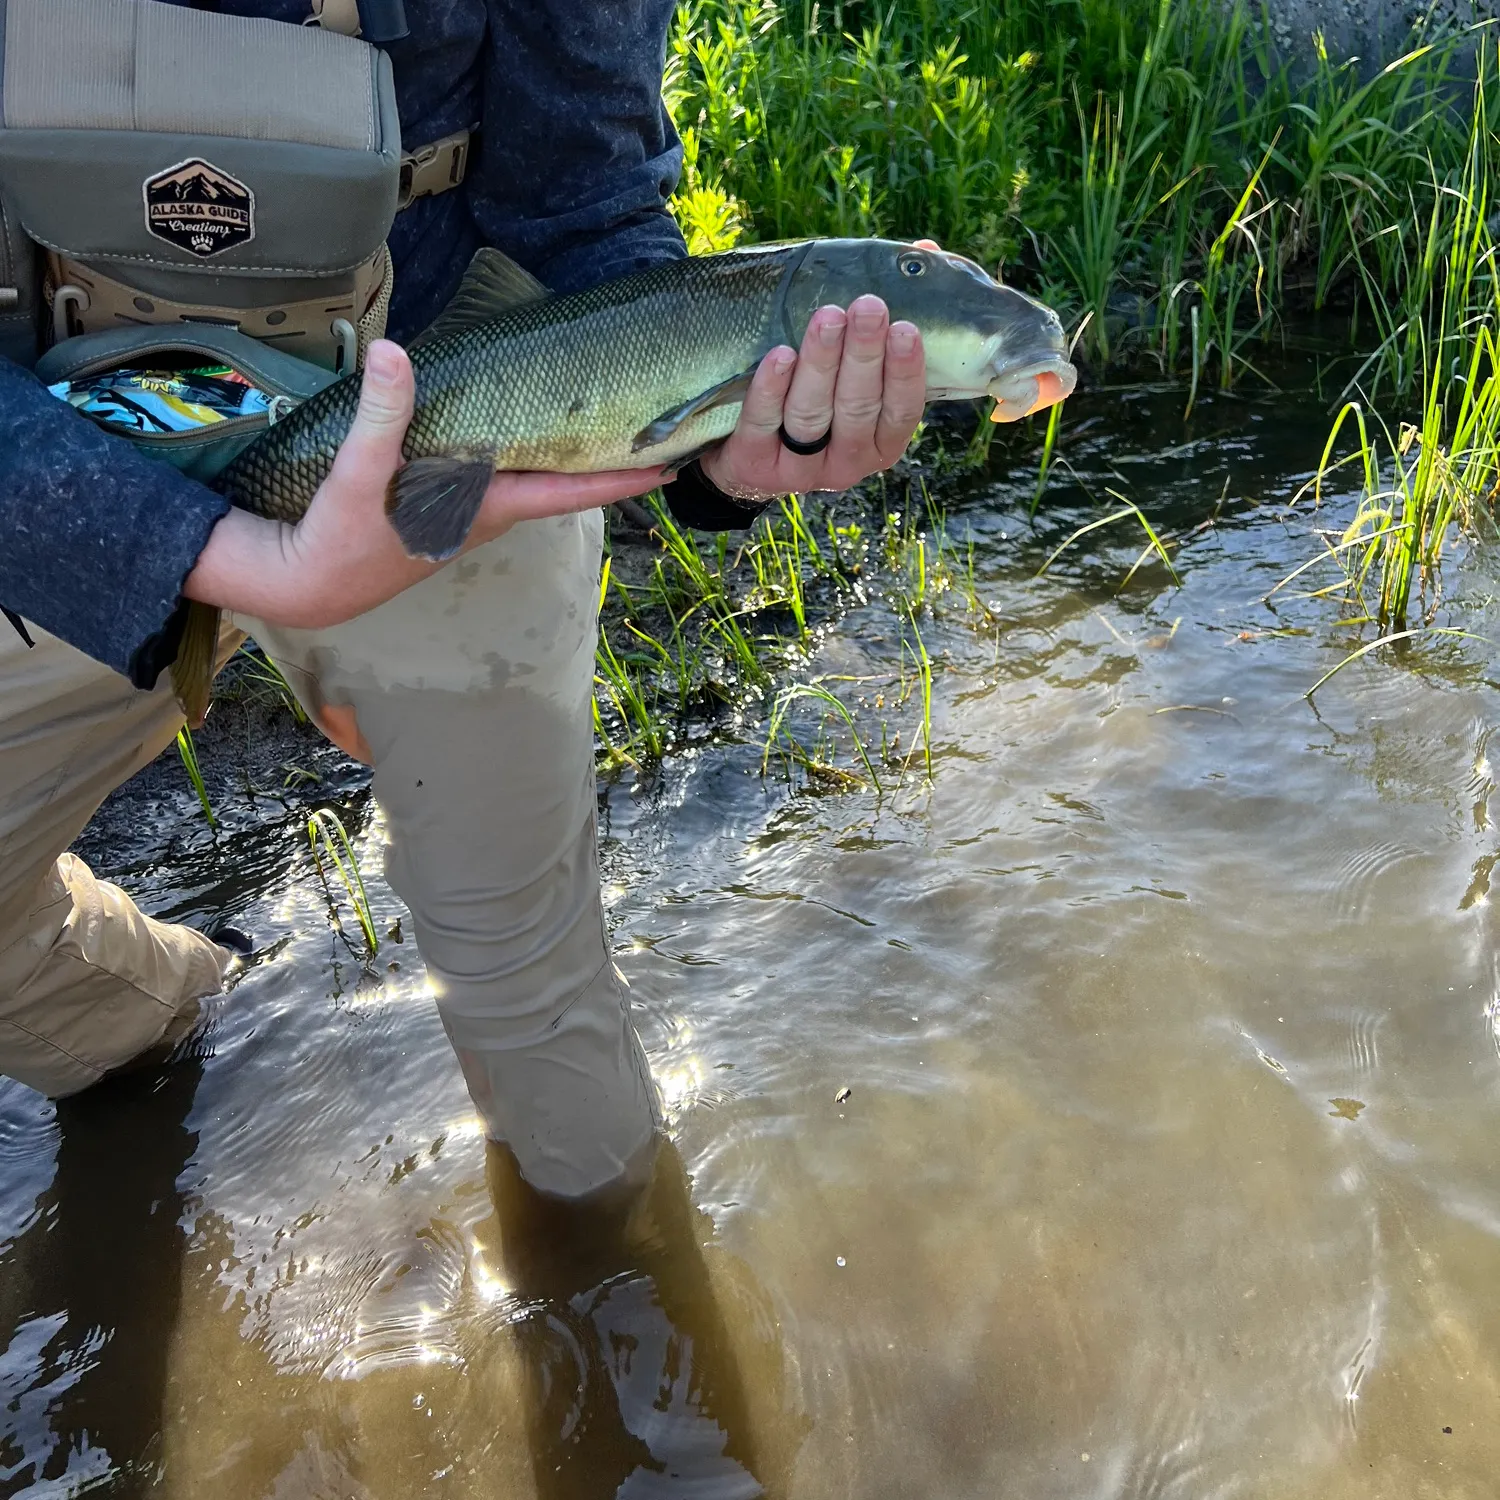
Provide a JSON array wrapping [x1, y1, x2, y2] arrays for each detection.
[[0, 357, 231, 686]]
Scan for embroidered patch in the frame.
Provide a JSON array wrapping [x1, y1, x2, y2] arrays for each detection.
[[143, 158, 255, 258]]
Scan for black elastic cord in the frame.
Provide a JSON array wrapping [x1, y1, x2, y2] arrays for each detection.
[[3, 605, 34, 648]]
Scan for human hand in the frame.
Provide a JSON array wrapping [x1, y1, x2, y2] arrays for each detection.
[[186, 340, 666, 631], [699, 242, 939, 501]]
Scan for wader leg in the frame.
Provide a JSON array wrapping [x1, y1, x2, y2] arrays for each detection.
[[0, 621, 241, 1096], [248, 511, 661, 1200]]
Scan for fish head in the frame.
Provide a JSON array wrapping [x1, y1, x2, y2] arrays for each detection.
[[782, 239, 1077, 422]]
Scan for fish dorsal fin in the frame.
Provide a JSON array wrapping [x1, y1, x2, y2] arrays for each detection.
[[412, 248, 550, 348]]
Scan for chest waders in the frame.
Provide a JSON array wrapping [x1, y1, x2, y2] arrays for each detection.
[[0, 0, 661, 1197]]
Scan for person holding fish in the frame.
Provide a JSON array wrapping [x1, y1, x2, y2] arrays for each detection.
[[0, 0, 1074, 1205]]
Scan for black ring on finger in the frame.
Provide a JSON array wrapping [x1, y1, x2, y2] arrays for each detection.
[[778, 423, 832, 456]]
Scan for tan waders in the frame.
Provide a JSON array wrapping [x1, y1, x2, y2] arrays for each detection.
[[248, 510, 662, 1200], [0, 511, 661, 1199], [0, 620, 241, 1096]]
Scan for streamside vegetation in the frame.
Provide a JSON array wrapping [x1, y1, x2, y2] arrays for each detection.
[[180, 2, 1499, 822], [595, 485, 978, 790], [616, 0, 1500, 773], [666, 0, 1493, 393]]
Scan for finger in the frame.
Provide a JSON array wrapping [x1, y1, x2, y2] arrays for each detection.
[[718, 345, 798, 477], [781, 306, 846, 445], [913, 238, 941, 251], [873, 321, 927, 463], [326, 341, 415, 494], [481, 465, 669, 525], [829, 294, 890, 441]]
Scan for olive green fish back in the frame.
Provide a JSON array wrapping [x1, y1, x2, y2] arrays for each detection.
[[222, 244, 805, 522], [407, 246, 799, 471]]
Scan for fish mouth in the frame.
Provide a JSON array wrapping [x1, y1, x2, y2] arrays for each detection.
[[987, 355, 1078, 423]]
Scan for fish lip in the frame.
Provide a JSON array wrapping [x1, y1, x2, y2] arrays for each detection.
[[989, 352, 1077, 391], [986, 351, 1079, 422]]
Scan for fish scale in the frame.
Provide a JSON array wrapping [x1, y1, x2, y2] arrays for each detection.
[[223, 245, 802, 524], [174, 238, 1075, 725]]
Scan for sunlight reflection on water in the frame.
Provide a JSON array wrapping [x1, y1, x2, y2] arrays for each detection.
[[5, 379, 1500, 1498]]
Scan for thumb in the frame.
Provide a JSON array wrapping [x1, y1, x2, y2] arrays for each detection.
[[325, 339, 415, 494]]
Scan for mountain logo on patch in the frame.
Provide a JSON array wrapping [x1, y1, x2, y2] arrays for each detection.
[[143, 158, 255, 258]]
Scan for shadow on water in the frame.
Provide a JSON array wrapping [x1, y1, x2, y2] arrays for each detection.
[[0, 1061, 203, 1494], [0, 1063, 792, 1497], [483, 1140, 792, 1499]]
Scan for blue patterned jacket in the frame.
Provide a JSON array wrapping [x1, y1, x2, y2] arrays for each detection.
[[0, 0, 686, 683]]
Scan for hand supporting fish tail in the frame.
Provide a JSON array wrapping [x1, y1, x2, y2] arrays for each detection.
[[183, 343, 667, 635]]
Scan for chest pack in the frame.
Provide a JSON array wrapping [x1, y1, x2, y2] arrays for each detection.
[[0, 0, 468, 476]]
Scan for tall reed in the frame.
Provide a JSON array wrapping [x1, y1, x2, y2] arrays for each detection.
[[1293, 55, 1500, 632]]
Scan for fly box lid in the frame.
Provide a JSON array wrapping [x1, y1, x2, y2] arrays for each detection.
[[0, 0, 401, 284]]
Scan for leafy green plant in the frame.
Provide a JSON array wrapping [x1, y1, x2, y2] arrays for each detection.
[[176, 726, 216, 829], [307, 807, 379, 958]]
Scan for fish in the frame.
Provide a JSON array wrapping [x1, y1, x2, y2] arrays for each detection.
[[172, 238, 1076, 718]]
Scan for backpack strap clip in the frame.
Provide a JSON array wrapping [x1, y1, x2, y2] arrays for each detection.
[[398, 128, 471, 210], [304, 0, 362, 37]]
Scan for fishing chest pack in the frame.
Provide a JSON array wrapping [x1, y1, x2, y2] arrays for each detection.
[[0, 0, 469, 478]]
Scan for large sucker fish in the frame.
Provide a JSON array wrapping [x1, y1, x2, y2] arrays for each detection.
[[173, 238, 1076, 718]]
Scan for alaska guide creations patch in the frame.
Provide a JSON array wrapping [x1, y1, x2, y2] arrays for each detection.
[[143, 158, 254, 258]]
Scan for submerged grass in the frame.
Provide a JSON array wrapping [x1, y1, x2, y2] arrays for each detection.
[[307, 807, 379, 959], [596, 475, 991, 790]]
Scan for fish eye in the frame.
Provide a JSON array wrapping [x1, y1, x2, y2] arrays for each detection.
[[899, 254, 926, 277]]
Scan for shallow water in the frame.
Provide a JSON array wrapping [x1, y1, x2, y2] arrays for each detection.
[[5, 378, 1500, 1499]]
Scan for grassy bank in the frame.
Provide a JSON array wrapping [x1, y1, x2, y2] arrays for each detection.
[[638, 2, 1500, 738], [667, 0, 1493, 393]]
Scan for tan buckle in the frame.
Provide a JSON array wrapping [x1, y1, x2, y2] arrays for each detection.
[[44, 246, 392, 371], [304, 0, 361, 36], [399, 129, 470, 210]]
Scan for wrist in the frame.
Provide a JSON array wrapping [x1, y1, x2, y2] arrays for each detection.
[[185, 508, 363, 629], [184, 507, 297, 619], [662, 457, 774, 532], [697, 448, 778, 504]]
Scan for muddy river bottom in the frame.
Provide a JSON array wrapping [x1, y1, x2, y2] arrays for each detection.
[[4, 382, 1500, 1499]]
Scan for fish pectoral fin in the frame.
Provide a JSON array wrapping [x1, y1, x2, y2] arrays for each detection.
[[631, 368, 757, 453], [410, 248, 551, 348], [385, 455, 494, 562]]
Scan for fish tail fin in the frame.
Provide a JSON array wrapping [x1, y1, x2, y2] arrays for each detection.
[[171, 601, 221, 727], [384, 456, 494, 562]]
